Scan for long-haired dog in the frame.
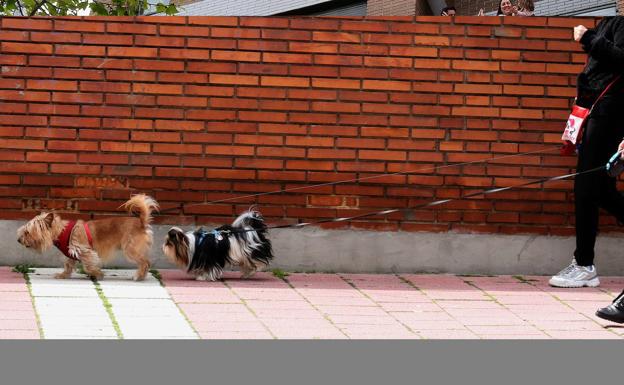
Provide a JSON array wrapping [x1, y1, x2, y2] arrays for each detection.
[[162, 209, 274, 281], [17, 194, 159, 281]]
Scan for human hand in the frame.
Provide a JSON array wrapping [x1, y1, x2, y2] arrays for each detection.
[[574, 25, 588, 42], [512, 5, 518, 15], [441, 11, 448, 16], [477, 8, 484, 16], [618, 139, 624, 158]]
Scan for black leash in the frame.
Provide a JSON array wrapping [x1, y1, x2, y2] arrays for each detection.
[[159, 146, 562, 215], [208, 165, 607, 235]]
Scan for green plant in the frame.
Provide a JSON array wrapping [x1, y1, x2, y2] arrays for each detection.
[[150, 269, 162, 283], [0, 0, 177, 16], [271, 268, 290, 280], [12, 264, 34, 275]]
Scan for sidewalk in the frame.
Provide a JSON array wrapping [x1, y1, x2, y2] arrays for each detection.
[[1, 266, 623, 339]]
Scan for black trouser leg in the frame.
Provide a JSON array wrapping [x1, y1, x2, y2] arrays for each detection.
[[574, 112, 624, 266]]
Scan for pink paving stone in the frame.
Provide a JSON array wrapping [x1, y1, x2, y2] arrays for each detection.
[[244, 300, 316, 310], [0, 330, 41, 339], [403, 320, 470, 330], [0, 291, 32, 301], [0, 318, 39, 330], [271, 331, 348, 339], [503, 303, 574, 312], [606, 327, 624, 335], [452, 317, 527, 326], [0, 310, 38, 320], [0, 283, 29, 292], [178, 303, 251, 314], [301, 296, 377, 306], [512, 311, 589, 321], [423, 291, 489, 301], [392, 311, 456, 322], [468, 325, 544, 335], [493, 295, 562, 305], [339, 331, 419, 339], [170, 294, 242, 303], [253, 309, 326, 319], [232, 290, 303, 301], [545, 330, 622, 339], [418, 330, 480, 339], [478, 287, 544, 295], [531, 320, 606, 331], [401, 274, 469, 285], [379, 302, 441, 312], [0, 301, 38, 311], [260, 318, 334, 329], [444, 308, 514, 318], [479, 334, 552, 340], [552, 291, 614, 302], [199, 331, 274, 339], [364, 293, 432, 303], [294, 289, 364, 298], [191, 321, 269, 332], [329, 315, 404, 325], [435, 300, 502, 309], [166, 286, 231, 295], [341, 273, 404, 282], [316, 305, 389, 316]]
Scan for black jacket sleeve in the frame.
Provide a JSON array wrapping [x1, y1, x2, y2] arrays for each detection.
[[581, 19, 624, 71]]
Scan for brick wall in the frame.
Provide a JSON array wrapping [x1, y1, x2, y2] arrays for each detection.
[[0, 16, 608, 236]]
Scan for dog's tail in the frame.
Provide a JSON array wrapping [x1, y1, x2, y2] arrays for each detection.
[[231, 208, 267, 233], [122, 194, 159, 227], [231, 208, 273, 265]]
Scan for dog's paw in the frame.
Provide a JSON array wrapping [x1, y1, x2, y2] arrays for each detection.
[[195, 275, 208, 281], [54, 273, 70, 279], [89, 272, 104, 281]]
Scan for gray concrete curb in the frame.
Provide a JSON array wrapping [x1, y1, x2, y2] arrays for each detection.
[[3, 220, 624, 275]]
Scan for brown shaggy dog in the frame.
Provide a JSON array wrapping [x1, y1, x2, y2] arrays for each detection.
[[17, 194, 159, 281]]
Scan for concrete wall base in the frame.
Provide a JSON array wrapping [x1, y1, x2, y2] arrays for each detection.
[[3, 220, 624, 275]]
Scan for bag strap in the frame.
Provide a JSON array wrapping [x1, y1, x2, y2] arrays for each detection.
[[589, 75, 621, 114]]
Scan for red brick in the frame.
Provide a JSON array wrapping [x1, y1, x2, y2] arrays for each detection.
[[134, 59, 184, 71], [210, 74, 258, 86], [263, 52, 312, 64], [159, 25, 209, 36], [106, 22, 157, 34], [56, 44, 105, 56], [1, 42, 52, 54]]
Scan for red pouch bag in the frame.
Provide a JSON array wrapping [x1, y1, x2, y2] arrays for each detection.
[[561, 76, 620, 155]]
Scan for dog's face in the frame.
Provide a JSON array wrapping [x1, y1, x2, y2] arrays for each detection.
[[17, 212, 59, 252], [162, 227, 191, 267]]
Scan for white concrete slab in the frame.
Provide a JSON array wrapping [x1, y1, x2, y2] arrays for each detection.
[[29, 268, 117, 339], [98, 270, 198, 339]]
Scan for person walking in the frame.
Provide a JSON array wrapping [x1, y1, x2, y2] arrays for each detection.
[[549, 17, 624, 288]]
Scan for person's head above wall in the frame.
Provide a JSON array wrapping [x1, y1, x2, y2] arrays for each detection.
[[440, 6, 456, 16]]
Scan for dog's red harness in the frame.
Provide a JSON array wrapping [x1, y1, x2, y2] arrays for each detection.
[[53, 221, 93, 261]]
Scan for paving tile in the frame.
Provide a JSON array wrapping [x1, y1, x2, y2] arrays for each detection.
[[6, 268, 623, 340]]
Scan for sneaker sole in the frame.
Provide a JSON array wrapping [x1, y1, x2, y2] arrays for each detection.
[[548, 277, 600, 288]]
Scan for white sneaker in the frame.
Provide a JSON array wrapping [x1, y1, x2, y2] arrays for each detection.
[[549, 260, 600, 288]]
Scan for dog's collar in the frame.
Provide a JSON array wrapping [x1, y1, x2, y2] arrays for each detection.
[[53, 221, 93, 261]]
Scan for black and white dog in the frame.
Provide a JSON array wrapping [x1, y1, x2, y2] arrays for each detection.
[[162, 210, 274, 281]]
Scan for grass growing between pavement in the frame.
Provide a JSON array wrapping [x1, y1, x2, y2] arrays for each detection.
[[12, 264, 44, 339], [271, 268, 290, 280], [91, 277, 124, 340]]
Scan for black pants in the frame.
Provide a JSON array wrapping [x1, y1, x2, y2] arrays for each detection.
[[574, 98, 624, 266]]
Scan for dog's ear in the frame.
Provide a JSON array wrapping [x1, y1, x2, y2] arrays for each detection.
[[43, 212, 55, 228], [168, 228, 185, 242]]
